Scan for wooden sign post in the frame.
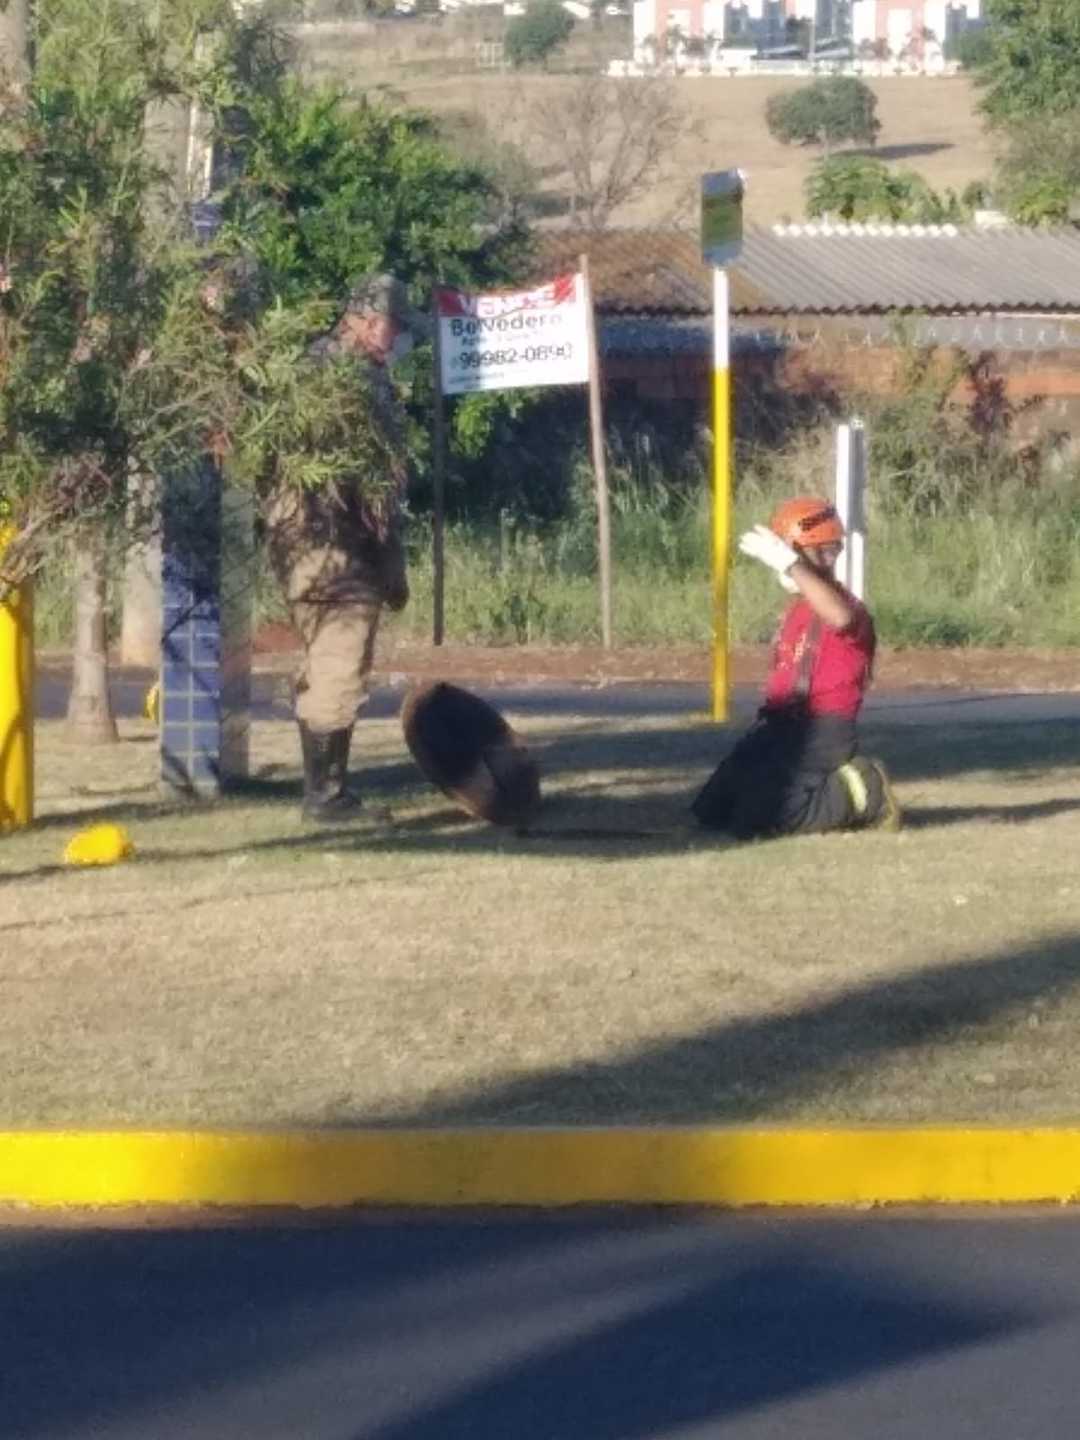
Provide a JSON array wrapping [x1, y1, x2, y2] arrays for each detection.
[[432, 272, 601, 645], [581, 252, 612, 649]]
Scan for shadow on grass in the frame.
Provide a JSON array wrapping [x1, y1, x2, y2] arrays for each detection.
[[865, 718, 1080, 785], [3, 933, 1079, 1436], [905, 798, 1080, 829], [0, 868, 447, 934], [25, 797, 209, 832], [0, 800, 721, 893], [849, 141, 954, 162], [8, 708, 1079, 893], [25, 709, 1080, 833], [358, 928, 1080, 1127]]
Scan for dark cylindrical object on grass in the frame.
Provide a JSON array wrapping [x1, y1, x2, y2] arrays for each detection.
[[402, 681, 541, 828]]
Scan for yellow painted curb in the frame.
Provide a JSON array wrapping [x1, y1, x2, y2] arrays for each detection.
[[4, 1128, 1080, 1209]]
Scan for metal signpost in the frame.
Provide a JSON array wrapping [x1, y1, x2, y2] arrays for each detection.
[[701, 169, 745, 723], [834, 420, 868, 601]]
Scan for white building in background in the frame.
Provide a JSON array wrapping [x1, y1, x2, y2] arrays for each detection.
[[629, 0, 983, 72], [632, 1, 839, 60], [850, 0, 982, 62], [851, 1, 982, 54]]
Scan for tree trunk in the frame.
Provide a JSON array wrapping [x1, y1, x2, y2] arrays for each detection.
[[120, 94, 200, 662], [66, 529, 119, 744], [0, 1, 30, 91], [120, 526, 161, 666]]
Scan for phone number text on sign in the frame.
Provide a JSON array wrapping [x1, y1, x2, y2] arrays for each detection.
[[437, 274, 590, 395]]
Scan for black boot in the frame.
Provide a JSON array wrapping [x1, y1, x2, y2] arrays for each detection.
[[299, 722, 362, 821]]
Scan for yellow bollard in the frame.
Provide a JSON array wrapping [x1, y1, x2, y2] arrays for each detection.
[[0, 528, 34, 832], [710, 267, 732, 724]]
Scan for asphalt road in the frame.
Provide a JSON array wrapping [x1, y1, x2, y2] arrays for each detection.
[[5, 1210, 1080, 1440], [34, 667, 1080, 728]]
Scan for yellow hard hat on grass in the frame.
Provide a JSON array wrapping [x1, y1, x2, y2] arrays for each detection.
[[63, 823, 136, 867]]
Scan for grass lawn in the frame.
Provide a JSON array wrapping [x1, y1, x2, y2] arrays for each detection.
[[3, 701, 1080, 1129]]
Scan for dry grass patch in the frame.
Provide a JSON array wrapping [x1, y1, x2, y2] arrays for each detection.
[[2, 706, 1080, 1128], [295, 24, 994, 229]]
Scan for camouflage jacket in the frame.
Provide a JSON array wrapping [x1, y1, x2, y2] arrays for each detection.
[[266, 342, 411, 610]]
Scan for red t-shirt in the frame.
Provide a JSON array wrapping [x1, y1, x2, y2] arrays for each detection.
[[763, 591, 876, 720]]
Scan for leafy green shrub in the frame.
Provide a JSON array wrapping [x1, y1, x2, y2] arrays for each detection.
[[948, 23, 993, 70], [505, 0, 574, 68], [1007, 176, 1073, 226], [765, 77, 881, 155], [863, 341, 1046, 518], [993, 111, 1080, 225], [970, 0, 1080, 127], [806, 155, 969, 223]]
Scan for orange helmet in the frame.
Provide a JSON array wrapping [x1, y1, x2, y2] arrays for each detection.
[[769, 496, 845, 548]]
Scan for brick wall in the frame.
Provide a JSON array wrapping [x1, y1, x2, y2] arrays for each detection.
[[603, 343, 1080, 445]]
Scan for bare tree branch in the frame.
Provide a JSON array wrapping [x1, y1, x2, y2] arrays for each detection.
[[529, 74, 700, 230]]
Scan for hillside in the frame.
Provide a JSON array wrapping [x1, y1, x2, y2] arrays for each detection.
[[294, 22, 996, 229]]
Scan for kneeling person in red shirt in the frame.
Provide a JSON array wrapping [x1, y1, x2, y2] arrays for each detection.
[[692, 495, 901, 838]]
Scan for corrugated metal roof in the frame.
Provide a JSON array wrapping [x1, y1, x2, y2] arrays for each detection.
[[536, 230, 717, 314], [533, 225, 1080, 316], [741, 224, 1080, 313]]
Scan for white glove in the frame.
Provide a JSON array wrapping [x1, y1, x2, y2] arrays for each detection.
[[738, 524, 798, 576]]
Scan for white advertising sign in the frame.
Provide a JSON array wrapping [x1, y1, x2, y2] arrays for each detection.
[[437, 274, 590, 395]]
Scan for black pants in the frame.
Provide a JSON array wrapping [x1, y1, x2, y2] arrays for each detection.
[[691, 708, 876, 840]]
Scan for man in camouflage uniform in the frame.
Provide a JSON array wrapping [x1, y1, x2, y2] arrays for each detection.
[[267, 274, 424, 820]]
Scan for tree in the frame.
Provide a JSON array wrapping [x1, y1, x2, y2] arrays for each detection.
[[505, 0, 574, 69], [0, 10, 527, 588], [211, 78, 531, 480], [215, 83, 526, 304], [68, 529, 117, 742], [994, 111, 1080, 224], [965, 3, 1080, 223], [528, 72, 700, 229], [972, 0, 1080, 127], [898, 26, 938, 69], [864, 335, 1046, 518], [661, 22, 685, 64], [2, 0, 535, 756], [766, 77, 881, 157], [438, 103, 542, 233], [806, 155, 967, 224], [948, 24, 993, 69], [1, 2, 319, 738], [0, 0, 259, 739]]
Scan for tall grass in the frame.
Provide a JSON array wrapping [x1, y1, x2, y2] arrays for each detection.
[[31, 426, 1080, 652], [391, 428, 1080, 649]]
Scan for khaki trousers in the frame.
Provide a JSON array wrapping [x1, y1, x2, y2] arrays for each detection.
[[290, 596, 382, 732]]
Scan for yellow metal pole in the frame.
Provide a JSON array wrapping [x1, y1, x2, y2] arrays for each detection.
[[711, 267, 732, 723], [0, 530, 34, 832]]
